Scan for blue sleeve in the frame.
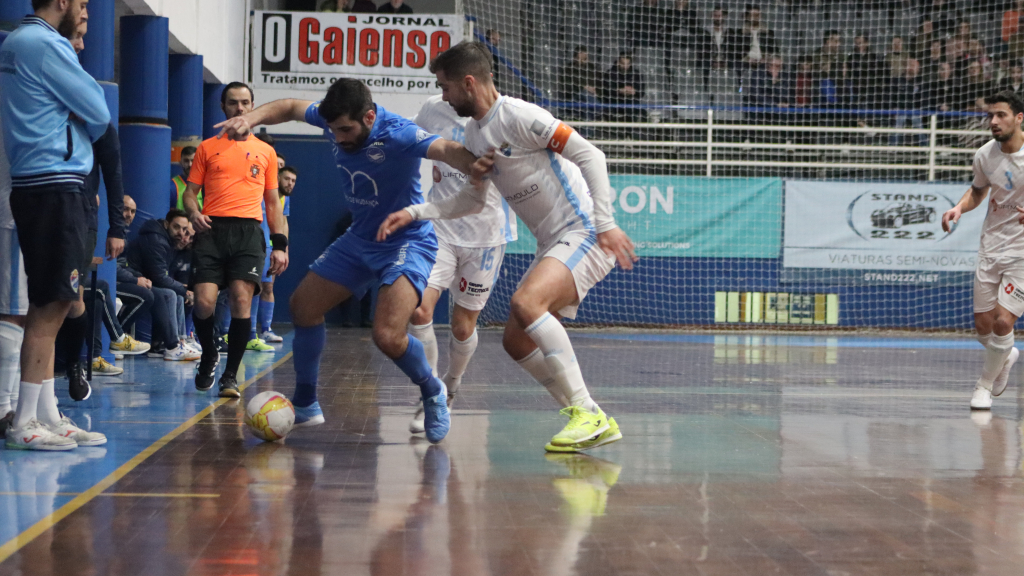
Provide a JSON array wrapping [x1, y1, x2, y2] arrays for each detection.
[[40, 42, 109, 142], [304, 101, 329, 130], [393, 121, 439, 159]]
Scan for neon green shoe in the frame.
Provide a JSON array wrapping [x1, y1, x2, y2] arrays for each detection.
[[550, 406, 611, 447], [246, 338, 275, 353], [546, 416, 622, 453]]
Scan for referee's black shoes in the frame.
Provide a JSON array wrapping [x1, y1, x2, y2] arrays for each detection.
[[68, 362, 91, 401]]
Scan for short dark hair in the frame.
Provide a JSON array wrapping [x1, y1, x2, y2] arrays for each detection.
[[429, 41, 493, 83], [221, 82, 254, 106], [985, 90, 1024, 116], [181, 146, 197, 157], [32, 0, 56, 10], [255, 133, 276, 147], [318, 78, 373, 123], [824, 29, 840, 39], [281, 166, 299, 177], [165, 208, 188, 223], [277, 152, 286, 162]]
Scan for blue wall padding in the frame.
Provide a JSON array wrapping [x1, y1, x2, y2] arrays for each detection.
[[203, 83, 227, 139], [168, 54, 204, 141], [119, 124, 172, 236], [119, 15, 169, 121]]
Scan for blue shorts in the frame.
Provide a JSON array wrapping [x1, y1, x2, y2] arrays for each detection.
[[310, 231, 437, 303]]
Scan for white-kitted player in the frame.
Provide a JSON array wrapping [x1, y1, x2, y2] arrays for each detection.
[[942, 90, 1024, 410], [406, 94, 518, 434], [380, 41, 638, 452]]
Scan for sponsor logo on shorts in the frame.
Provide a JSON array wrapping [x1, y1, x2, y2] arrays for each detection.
[[464, 280, 489, 296], [1006, 283, 1024, 303], [395, 243, 408, 266], [366, 147, 385, 164], [250, 267, 259, 276], [459, 277, 467, 292], [70, 269, 79, 291]]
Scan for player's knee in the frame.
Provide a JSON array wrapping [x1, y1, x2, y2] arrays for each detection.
[[371, 325, 404, 358], [261, 282, 274, 297], [509, 293, 540, 327], [451, 319, 476, 342], [410, 306, 432, 326], [994, 316, 1016, 336]]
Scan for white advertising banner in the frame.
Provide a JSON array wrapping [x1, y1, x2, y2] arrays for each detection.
[[783, 180, 986, 274], [252, 11, 464, 93]]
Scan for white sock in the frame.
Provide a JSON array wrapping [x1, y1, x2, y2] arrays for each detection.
[[37, 378, 60, 426], [0, 321, 23, 415], [977, 332, 993, 348], [443, 330, 478, 393], [113, 333, 125, 344], [524, 313, 599, 413], [13, 381, 41, 429], [517, 348, 570, 407], [408, 322, 438, 376], [979, 331, 1015, 389]]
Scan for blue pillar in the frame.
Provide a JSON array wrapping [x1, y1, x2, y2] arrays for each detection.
[[203, 83, 227, 140], [119, 15, 169, 235], [94, 83, 120, 362], [169, 54, 204, 174], [0, 1, 31, 24], [79, 0, 115, 82]]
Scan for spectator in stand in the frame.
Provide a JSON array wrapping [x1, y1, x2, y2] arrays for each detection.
[[663, 0, 702, 97], [963, 59, 992, 110], [794, 55, 815, 109], [889, 58, 926, 145], [748, 54, 792, 112], [377, 0, 412, 13], [928, 61, 961, 114], [726, 4, 777, 70], [1003, 0, 1024, 45], [600, 51, 646, 123], [123, 210, 200, 361], [886, 36, 910, 82], [847, 32, 883, 109], [924, 0, 957, 38], [914, 19, 935, 60], [707, 5, 730, 71], [171, 146, 199, 211], [954, 20, 973, 47], [630, 0, 664, 49], [114, 195, 158, 351], [814, 30, 845, 74], [1009, 24, 1024, 63], [557, 45, 601, 117], [170, 222, 200, 354], [1000, 63, 1024, 94], [921, 39, 944, 84], [817, 60, 840, 108], [485, 29, 502, 91], [318, 0, 376, 12]]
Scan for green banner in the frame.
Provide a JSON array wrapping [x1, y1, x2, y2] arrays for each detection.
[[505, 176, 783, 258]]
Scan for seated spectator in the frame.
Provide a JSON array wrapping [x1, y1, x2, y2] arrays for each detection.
[[1003, 0, 1024, 44], [886, 36, 910, 82], [318, 0, 376, 12], [846, 32, 883, 109], [889, 58, 926, 145], [630, 0, 665, 49], [1000, 63, 1024, 94], [115, 195, 156, 349], [921, 39, 944, 84], [748, 54, 792, 108], [170, 222, 200, 354], [557, 45, 601, 105], [707, 5, 729, 70], [962, 59, 992, 110], [377, 0, 412, 12], [928, 61, 961, 112], [171, 145, 200, 211], [813, 30, 845, 75], [600, 51, 646, 124], [726, 3, 777, 69], [123, 209, 199, 361], [794, 55, 815, 108]]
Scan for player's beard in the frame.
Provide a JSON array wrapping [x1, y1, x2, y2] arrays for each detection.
[[57, 7, 78, 40], [340, 123, 371, 152], [450, 97, 476, 118]]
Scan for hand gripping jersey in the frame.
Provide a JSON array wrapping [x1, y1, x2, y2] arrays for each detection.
[[972, 139, 1024, 258], [463, 96, 615, 252], [413, 95, 516, 248]]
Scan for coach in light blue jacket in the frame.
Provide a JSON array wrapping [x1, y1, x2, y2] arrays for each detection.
[[0, 1, 118, 448]]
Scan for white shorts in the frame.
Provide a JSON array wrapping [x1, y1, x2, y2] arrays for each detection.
[[974, 256, 1024, 317], [0, 227, 28, 316], [426, 237, 507, 312], [520, 230, 614, 320]]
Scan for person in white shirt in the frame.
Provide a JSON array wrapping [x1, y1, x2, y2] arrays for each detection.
[[380, 41, 638, 452], [942, 90, 1024, 410], [406, 94, 518, 435]]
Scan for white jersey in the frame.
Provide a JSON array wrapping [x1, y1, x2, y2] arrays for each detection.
[[0, 113, 12, 229], [464, 96, 608, 252], [972, 139, 1024, 258], [414, 95, 516, 248]]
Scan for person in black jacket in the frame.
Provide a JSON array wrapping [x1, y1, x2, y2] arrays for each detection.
[[600, 52, 647, 124], [124, 210, 199, 361], [726, 4, 778, 70]]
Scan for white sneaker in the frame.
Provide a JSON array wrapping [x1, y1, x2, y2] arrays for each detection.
[[48, 416, 107, 446], [165, 345, 201, 362], [185, 337, 202, 353], [408, 392, 457, 434], [5, 419, 77, 451], [970, 386, 993, 410], [260, 330, 283, 343], [992, 347, 1019, 397]]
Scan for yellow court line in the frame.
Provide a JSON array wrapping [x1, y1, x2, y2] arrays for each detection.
[[0, 352, 292, 564], [0, 492, 220, 499]]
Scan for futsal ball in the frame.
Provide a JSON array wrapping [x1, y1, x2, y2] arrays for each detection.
[[244, 391, 295, 442]]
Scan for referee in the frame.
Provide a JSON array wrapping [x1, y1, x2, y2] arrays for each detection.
[[184, 82, 288, 398]]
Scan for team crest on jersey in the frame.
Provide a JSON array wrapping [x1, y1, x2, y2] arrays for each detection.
[[499, 142, 513, 157], [70, 269, 79, 291], [250, 164, 261, 178], [366, 147, 386, 164]]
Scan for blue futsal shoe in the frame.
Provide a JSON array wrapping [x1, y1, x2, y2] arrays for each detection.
[[293, 401, 325, 428], [422, 381, 450, 444]]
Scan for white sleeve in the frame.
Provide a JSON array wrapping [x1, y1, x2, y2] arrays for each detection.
[[972, 150, 990, 190], [559, 132, 617, 233], [405, 181, 487, 221]]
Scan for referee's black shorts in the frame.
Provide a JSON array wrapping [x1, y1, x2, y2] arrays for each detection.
[[10, 184, 91, 306], [191, 217, 266, 294]]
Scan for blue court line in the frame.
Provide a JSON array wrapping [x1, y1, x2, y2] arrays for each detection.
[[574, 332, 985, 350], [0, 334, 294, 557]]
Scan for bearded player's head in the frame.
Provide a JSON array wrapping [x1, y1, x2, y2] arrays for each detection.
[[318, 78, 375, 153], [984, 91, 1024, 143], [34, 0, 87, 40], [430, 41, 494, 119]]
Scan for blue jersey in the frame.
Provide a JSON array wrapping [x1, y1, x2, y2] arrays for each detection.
[[304, 102, 439, 241]]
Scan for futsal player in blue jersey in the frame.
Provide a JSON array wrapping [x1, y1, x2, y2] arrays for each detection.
[[214, 78, 479, 443]]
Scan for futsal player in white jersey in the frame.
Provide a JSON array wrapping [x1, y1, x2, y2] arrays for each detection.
[[942, 91, 1024, 410], [406, 94, 518, 434], [380, 42, 639, 452], [0, 111, 27, 439]]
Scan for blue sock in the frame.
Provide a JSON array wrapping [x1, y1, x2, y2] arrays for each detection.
[[292, 323, 326, 408], [394, 335, 442, 398], [249, 296, 260, 340], [258, 299, 274, 333]]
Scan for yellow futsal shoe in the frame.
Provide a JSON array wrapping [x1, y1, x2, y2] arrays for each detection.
[[550, 406, 610, 447], [246, 338, 275, 353], [546, 416, 622, 453]]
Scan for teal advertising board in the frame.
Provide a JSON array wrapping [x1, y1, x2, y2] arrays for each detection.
[[504, 176, 783, 258]]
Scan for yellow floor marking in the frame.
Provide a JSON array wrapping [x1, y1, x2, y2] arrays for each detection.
[[0, 352, 291, 563]]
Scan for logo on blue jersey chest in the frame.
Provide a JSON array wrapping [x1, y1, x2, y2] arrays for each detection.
[[366, 141, 386, 164]]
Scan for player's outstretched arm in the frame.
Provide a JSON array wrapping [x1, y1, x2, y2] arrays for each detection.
[[377, 180, 489, 242], [942, 185, 988, 233], [426, 139, 478, 175], [214, 99, 315, 140]]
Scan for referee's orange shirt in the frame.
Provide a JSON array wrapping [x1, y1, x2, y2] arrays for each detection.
[[188, 135, 279, 221]]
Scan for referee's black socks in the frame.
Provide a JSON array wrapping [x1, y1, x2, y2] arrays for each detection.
[[194, 314, 217, 363], [225, 318, 250, 378]]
